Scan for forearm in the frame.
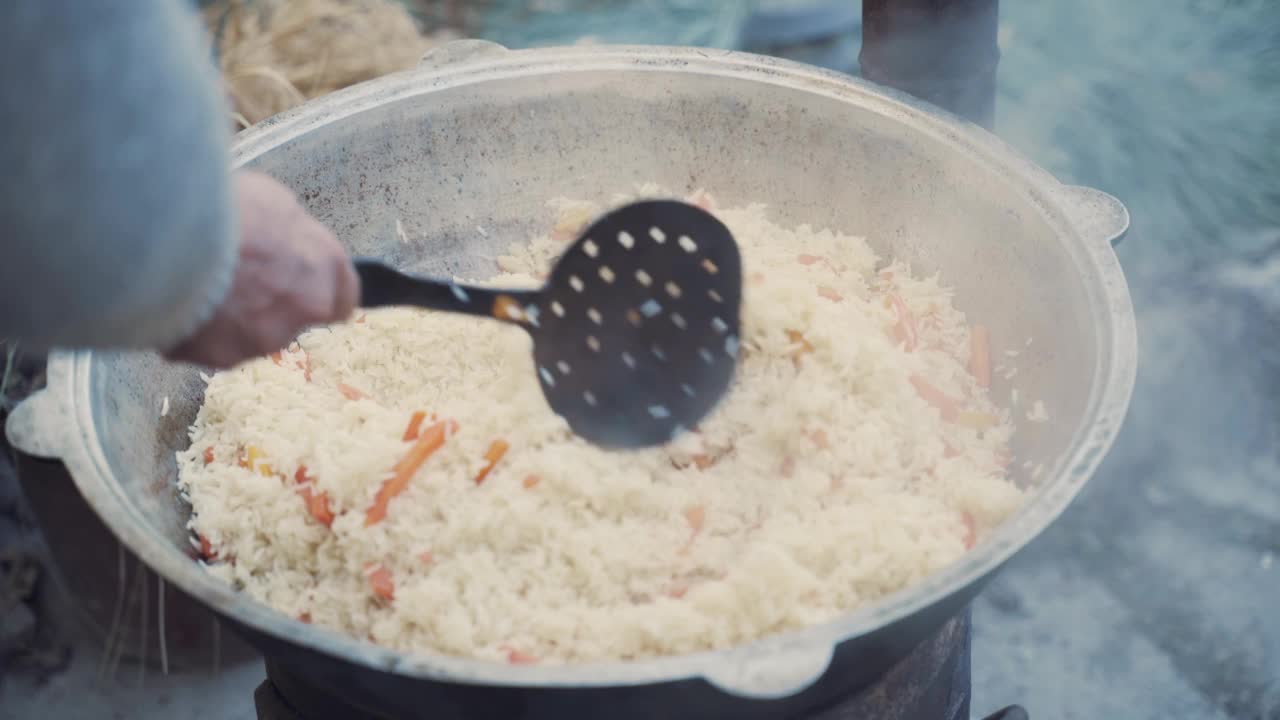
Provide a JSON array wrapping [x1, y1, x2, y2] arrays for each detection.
[[0, 0, 237, 351]]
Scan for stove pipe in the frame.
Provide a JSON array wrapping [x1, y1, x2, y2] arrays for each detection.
[[860, 0, 1000, 129]]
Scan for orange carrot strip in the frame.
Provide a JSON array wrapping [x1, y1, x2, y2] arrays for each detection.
[[293, 465, 334, 527], [419, 550, 434, 565], [198, 534, 217, 561], [297, 350, 313, 382], [888, 293, 919, 351], [521, 474, 542, 489], [688, 190, 716, 211], [961, 512, 978, 550], [910, 375, 960, 422], [678, 505, 707, 555], [298, 612, 312, 624], [810, 429, 831, 449], [269, 352, 283, 366], [684, 505, 706, 534], [491, 295, 524, 322], [365, 420, 457, 526], [818, 286, 843, 302], [203, 447, 215, 465], [337, 382, 364, 401], [506, 648, 539, 665], [355, 313, 367, 324], [781, 456, 796, 478], [300, 486, 334, 527], [402, 411, 427, 442], [474, 439, 511, 485], [366, 564, 394, 601], [797, 254, 823, 266], [666, 584, 689, 599], [785, 329, 815, 358], [969, 325, 992, 388]]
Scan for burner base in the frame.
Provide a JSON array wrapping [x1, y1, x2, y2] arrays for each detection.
[[254, 613, 1029, 720]]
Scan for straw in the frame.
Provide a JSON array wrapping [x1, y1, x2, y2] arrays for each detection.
[[204, 0, 464, 125]]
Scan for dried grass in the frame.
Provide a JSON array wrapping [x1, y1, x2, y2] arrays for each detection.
[[205, 0, 464, 126]]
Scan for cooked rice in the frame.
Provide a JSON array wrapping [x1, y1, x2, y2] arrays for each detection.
[[178, 190, 1023, 664]]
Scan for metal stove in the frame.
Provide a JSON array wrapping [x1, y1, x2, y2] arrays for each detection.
[[251, 614, 1028, 720]]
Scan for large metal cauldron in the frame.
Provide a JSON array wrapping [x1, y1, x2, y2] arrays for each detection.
[[6, 43, 1136, 719]]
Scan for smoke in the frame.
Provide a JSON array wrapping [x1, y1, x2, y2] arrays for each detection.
[[996, 0, 1280, 264], [974, 1, 1280, 716]]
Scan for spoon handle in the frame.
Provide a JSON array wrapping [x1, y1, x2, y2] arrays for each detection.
[[354, 259, 537, 323]]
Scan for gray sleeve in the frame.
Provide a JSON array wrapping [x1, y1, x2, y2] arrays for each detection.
[[0, 0, 238, 352]]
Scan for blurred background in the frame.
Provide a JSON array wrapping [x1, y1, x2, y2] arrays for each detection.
[[1, 1, 1278, 718]]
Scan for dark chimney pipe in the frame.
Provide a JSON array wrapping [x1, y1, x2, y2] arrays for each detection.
[[860, 0, 1000, 129]]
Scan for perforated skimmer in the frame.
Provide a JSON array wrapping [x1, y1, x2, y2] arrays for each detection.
[[355, 199, 743, 449]]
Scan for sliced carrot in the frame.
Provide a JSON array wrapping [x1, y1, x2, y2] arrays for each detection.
[[691, 454, 715, 470], [355, 313, 367, 324], [781, 456, 796, 478], [293, 465, 334, 526], [785, 329, 815, 361], [474, 439, 510, 485], [298, 612, 312, 624], [810, 429, 831, 449], [419, 550, 434, 565], [969, 325, 992, 388], [797, 254, 823, 266], [298, 486, 334, 527], [887, 293, 919, 351], [337, 382, 364, 401], [677, 505, 707, 556], [910, 375, 960, 422], [818, 286, 843, 302], [521, 474, 542, 489], [684, 505, 706, 534], [203, 447, 215, 465], [666, 584, 689, 599], [269, 351, 284, 366], [506, 648, 539, 665], [297, 350, 313, 382], [198, 534, 217, 561], [366, 564, 394, 601], [365, 420, 457, 526], [309, 491, 334, 526], [402, 411, 428, 442], [961, 512, 978, 550], [688, 189, 716, 211], [491, 295, 524, 322]]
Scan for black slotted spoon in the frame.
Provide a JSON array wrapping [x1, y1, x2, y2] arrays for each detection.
[[355, 199, 743, 449]]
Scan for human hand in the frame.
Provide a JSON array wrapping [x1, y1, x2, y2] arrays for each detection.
[[165, 171, 359, 368]]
